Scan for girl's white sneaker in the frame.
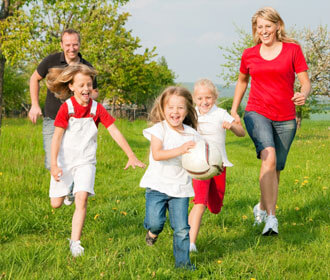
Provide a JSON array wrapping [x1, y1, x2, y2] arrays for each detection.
[[69, 240, 84, 257]]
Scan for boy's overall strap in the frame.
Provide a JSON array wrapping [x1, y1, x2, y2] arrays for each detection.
[[90, 100, 98, 116], [66, 98, 75, 116]]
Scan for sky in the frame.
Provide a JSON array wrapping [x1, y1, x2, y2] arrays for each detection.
[[122, 0, 330, 84]]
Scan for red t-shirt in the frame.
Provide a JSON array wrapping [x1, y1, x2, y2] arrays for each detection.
[[54, 97, 115, 129], [240, 42, 308, 121]]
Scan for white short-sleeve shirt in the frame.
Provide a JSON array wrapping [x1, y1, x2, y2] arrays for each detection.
[[140, 120, 201, 197], [196, 105, 234, 167]]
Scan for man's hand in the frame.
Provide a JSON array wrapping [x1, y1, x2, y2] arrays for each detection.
[[28, 105, 43, 124]]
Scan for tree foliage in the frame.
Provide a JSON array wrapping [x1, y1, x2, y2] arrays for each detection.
[[0, 0, 175, 118], [3, 65, 29, 113]]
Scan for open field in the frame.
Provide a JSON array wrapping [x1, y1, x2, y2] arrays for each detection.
[[0, 118, 329, 279]]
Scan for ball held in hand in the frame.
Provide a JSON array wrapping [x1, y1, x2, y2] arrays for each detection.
[[182, 140, 222, 180]]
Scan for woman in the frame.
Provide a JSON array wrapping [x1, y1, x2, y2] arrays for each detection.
[[231, 7, 311, 235]]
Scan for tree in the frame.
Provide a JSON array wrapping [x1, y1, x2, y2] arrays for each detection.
[[295, 25, 329, 127], [0, 0, 174, 122], [219, 25, 329, 127], [3, 65, 28, 115]]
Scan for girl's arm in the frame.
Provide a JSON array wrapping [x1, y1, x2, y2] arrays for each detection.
[[50, 127, 65, 181], [222, 121, 245, 137], [151, 135, 195, 161], [291, 71, 311, 106], [230, 72, 250, 123], [107, 123, 146, 169]]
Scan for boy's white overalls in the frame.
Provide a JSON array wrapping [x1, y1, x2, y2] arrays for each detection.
[[49, 98, 98, 197]]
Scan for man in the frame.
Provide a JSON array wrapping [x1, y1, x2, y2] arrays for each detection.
[[28, 29, 98, 170]]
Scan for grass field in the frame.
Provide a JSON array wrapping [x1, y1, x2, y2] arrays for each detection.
[[0, 118, 329, 280]]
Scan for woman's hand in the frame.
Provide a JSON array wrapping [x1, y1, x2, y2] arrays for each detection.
[[291, 92, 308, 106]]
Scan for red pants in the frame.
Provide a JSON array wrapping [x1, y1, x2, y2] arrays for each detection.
[[192, 168, 226, 214]]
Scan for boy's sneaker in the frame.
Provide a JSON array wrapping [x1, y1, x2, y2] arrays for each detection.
[[145, 231, 158, 246], [189, 243, 198, 252], [262, 215, 278, 236], [64, 183, 74, 206], [253, 203, 267, 225], [69, 240, 84, 257]]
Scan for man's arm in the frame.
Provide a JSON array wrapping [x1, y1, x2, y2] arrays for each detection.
[[28, 70, 44, 123]]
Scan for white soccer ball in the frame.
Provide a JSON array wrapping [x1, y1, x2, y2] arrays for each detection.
[[182, 140, 223, 180]]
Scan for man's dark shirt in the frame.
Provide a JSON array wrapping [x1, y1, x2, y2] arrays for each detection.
[[37, 52, 97, 119]]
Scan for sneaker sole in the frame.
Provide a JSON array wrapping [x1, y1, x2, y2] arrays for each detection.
[[262, 229, 278, 236]]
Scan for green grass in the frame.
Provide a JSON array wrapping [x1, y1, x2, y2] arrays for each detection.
[[0, 118, 329, 280]]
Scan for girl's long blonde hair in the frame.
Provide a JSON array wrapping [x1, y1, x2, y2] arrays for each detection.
[[252, 7, 298, 45], [46, 63, 97, 100], [149, 86, 198, 130]]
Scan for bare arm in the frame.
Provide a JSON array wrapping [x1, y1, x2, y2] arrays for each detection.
[[222, 121, 245, 137], [291, 71, 311, 106], [50, 127, 65, 181], [230, 72, 250, 123], [28, 70, 43, 123], [150, 135, 195, 161], [107, 123, 146, 169]]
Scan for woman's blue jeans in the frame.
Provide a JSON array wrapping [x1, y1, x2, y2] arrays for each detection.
[[144, 188, 192, 268]]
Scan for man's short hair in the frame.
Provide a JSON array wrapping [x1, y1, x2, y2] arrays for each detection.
[[61, 29, 81, 43]]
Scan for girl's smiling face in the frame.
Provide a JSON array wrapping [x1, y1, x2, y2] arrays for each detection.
[[164, 95, 188, 130], [69, 73, 93, 106], [193, 86, 217, 115]]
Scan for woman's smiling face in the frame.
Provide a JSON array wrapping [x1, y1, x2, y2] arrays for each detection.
[[256, 17, 279, 46]]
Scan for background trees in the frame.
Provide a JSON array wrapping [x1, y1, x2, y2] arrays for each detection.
[[0, 0, 175, 131], [219, 25, 329, 127]]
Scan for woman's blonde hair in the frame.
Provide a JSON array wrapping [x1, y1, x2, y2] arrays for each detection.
[[193, 78, 219, 98], [252, 7, 298, 45], [149, 86, 198, 130], [46, 63, 97, 100]]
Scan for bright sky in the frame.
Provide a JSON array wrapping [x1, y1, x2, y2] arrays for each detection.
[[123, 0, 329, 84]]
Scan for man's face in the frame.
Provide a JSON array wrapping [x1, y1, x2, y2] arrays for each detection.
[[60, 33, 80, 61]]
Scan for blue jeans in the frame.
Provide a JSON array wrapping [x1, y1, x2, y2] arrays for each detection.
[[144, 188, 192, 268], [42, 117, 55, 170], [244, 111, 297, 170]]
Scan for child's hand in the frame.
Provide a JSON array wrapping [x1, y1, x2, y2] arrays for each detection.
[[51, 165, 62, 182], [216, 162, 225, 175], [180, 141, 195, 155], [222, 121, 233, 130], [124, 155, 146, 170]]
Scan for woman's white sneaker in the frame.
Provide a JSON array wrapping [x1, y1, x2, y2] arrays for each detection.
[[253, 203, 267, 225], [262, 215, 278, 235], [69, 240, 84, 257]]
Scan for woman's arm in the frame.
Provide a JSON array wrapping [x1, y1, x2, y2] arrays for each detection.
[[107, 123, 146, 169], [230, 72, 250, 123], [50, 127, 65, 181], [291, 71, 311, 106], [151, 135, 195, 161]]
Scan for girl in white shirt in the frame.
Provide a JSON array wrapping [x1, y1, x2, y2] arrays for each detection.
[[188, 79, 245, 252], [140, 86, 200, 269]]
